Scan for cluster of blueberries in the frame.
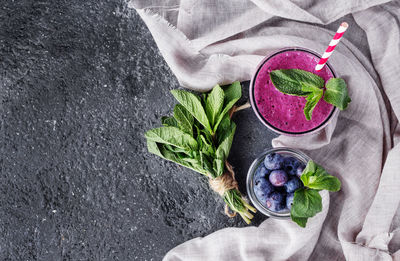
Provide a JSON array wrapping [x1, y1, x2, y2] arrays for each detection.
[[253, 153, 305, 212]]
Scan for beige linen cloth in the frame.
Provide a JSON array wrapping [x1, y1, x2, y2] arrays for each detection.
[[129, 0, 400, 260]]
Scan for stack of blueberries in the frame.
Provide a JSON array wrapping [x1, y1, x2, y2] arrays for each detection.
[[254, 153, 306, 212]]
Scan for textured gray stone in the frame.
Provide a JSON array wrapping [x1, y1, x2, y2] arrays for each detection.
[[0, 1, 276, 260]]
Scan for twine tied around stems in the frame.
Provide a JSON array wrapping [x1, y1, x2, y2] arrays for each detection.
[[209, 161, 238, 217]]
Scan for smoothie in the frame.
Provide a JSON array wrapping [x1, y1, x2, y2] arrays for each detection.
[[252, 49, 335, 134]]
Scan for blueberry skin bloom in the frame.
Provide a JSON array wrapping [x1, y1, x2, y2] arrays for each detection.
[[265, 191, 286, 212], [254, 177, 274, 202], [286, 193, 294, 209], [264, 153, 283, 170], [269, 170, 288, 187], [283, 157, 303, 176], [254, 165, 269, 181], [284, 177, 303, 193], [296, 164, 305, 177]]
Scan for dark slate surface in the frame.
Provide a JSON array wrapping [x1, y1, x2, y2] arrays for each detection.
[[0, 1, 276, 260]]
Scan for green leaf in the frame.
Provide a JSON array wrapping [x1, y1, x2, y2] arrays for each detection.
[[270, 69, 324, 96], [148, 140, 202, 173], [215, 122, 236, 160], [164, 144, 191, 155], [290, 215, 308, 228], [200, 135, 214, 156], [213, 158, 224, 177], [161, 116, 178, 127], [173, 104, 194, 135], [213, 81, 242, 132], [291, 188, 322, 218], [199, 152, 215, 177], [216, 114, 232, 145], [147, 140, 165, 159], [205, 85, 225, 127], [302, 159, 316, 174], [301, 161, 341, 192], [324, 78, 351, 110], [171, 89, 212, 133], [304, 88, 323, 121], [158, 145, 208, 175], [145, 126, 198, 151]]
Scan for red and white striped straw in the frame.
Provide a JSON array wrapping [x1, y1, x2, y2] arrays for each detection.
[[315, 22, 349, 71]]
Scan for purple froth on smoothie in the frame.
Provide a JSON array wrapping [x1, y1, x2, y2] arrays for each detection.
[[253, 50, 334, 133]]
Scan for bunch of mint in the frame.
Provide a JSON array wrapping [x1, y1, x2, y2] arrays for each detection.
[[145, 82, 256, 224], [270, 69, 351, 120], [291, 160, 341, 227]]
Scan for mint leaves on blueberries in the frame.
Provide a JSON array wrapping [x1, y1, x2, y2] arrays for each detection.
[[145, 82, 257, 224], [300, 160, 341, 192], [254, 152, 341, 228], [291, 160, 341, 227], [270, 69, 351, 120]]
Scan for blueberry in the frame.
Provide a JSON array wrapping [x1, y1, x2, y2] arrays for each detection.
[[286, 193, 294, 209], [296, 164, 305, 177], [269, 170, 288, 187], [282, 157, 300, 176], [264, 153, 283, 170], [254, 165, 269, 181], [265, 191, 286, 212], [284, 177, 303, 193], [254, 177, 274, 201]]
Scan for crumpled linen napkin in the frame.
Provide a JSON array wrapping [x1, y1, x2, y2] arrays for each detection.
[[129, 0, 400, 260]]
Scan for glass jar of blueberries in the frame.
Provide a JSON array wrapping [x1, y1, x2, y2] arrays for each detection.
[[246, 147, 311, 218]]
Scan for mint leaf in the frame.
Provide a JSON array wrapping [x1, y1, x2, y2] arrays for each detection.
[[302, 159, 316, 174], [301, 160, 341, 192], [200, 134, 214, 156], [165, 144, 191, 155], [213, 158, 224, 177], [205, 84, 224, 127], [158, 144, 208, 175], [216, 113, 233, 145], [171, 90, 212, 133], [199, 152, 215, 177], [173, 104, 194, 135], [161, 116, 178, 127], [270, 69, 324, 96], [304, 88, 323, 120], [290, 215, 308, 228], [213, 81, 242, 133], [147, 140, 165, 159], [215, 122, 236, 161], [147, 140, 207, 175], [291, 188, 322, 218], [324, 78, 351, 110], [145, 126, 198, 151]]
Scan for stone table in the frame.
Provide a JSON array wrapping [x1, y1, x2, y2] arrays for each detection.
[[1, 1, 276, 260]]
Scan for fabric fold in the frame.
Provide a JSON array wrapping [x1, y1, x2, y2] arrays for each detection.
[[129, 0, 400, 260]]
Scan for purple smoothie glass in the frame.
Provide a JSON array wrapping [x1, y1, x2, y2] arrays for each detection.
[[249, 47, 339, 136]]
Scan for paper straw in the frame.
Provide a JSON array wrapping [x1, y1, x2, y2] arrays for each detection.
[[315, 22, 349, 71]]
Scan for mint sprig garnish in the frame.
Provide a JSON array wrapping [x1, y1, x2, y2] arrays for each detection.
[[269, 69, 324, 96], [291, 160, 341, 227], [324, 78, 351, 110], [270, 69, 351, 120]]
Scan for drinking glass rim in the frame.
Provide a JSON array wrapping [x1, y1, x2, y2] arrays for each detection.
[[249, 47, 339, 136]]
